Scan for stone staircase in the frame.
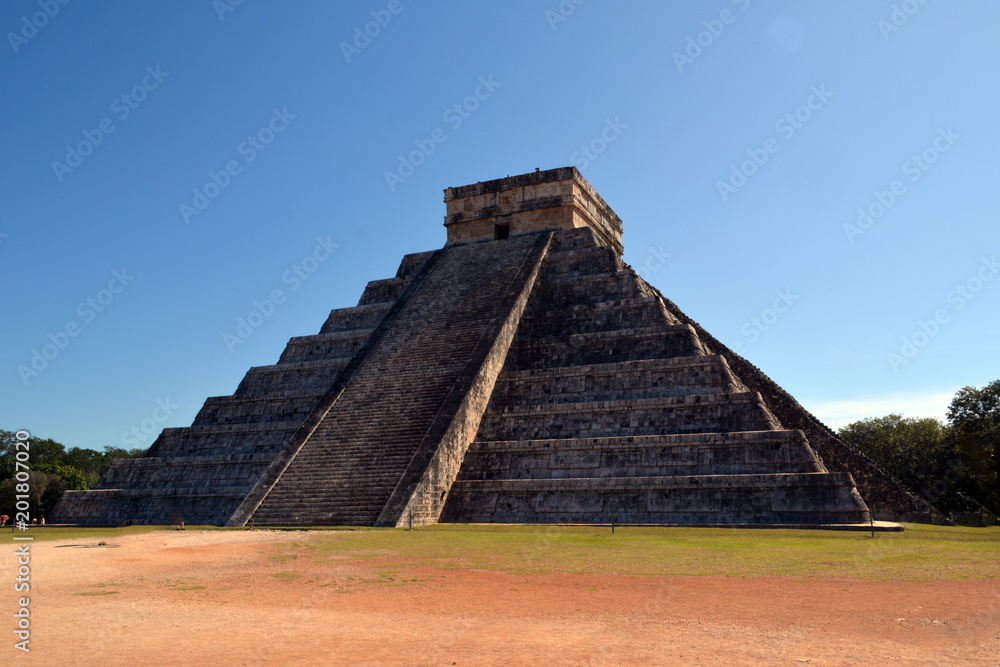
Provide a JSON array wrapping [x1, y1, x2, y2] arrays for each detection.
[[249, 233, 549, 526], [440, 228, 870, 525], [49, 250, 438, 525]]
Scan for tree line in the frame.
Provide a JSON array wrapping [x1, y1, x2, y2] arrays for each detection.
[[838, 379, 999, 522], [0, 430, 147, 520]]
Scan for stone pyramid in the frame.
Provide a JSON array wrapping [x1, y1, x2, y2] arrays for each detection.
[[52, 168, 938, 527]]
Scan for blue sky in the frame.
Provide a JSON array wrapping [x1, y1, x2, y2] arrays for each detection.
[[2, 1, 998, 452]]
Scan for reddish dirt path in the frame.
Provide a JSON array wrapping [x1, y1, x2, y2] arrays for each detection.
[[5, 530, 998, 666]]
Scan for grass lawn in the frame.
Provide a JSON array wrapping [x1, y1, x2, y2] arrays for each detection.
[[5, 522, 998, 580], [0, 523, 204, 543], [298, 523, 1000, 580]]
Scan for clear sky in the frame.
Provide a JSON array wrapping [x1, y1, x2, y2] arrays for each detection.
[[2, 1, 998, 452]]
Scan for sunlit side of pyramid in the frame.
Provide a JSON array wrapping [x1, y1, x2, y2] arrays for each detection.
[[52, 167, 939, 527]]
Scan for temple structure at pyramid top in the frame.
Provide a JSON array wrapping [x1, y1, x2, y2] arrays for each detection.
[[444, 167, 623, 255], [52, 167, 942, 529]]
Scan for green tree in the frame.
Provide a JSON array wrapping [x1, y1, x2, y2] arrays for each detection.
[[1, 430, 148, 516], [0, 471, 66, 521], [0, 430, 66, 466], [63, 446, 106, 472], [839, 414, 955, 508], [102, 446, 148, 461], [947, 379, 1000, 513], [35, 464, 90, 491]]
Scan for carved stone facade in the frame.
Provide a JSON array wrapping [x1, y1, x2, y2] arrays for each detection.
[[444, 167, 623, 255]]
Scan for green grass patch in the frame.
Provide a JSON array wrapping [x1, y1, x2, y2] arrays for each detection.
[[267, 554, 297, 563], [0, 525, 233, 544], [7, 523, 998, 580], [300, 523, 1000, 580], [271, 572, 304, 579], [77, 590, 120, 596]]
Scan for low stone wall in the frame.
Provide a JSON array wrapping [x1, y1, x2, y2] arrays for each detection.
[[477, 392, 780, 441], [442, 473, 868, 525], [460, 430, 824, 479], [490, 356, 741, 404], [506, 325, 704, 370]]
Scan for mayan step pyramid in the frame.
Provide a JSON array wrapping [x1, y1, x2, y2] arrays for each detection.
[[52, 167, 939, 527]]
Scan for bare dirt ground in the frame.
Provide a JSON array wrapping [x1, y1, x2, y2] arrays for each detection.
[[5, 529, 998, 666]]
